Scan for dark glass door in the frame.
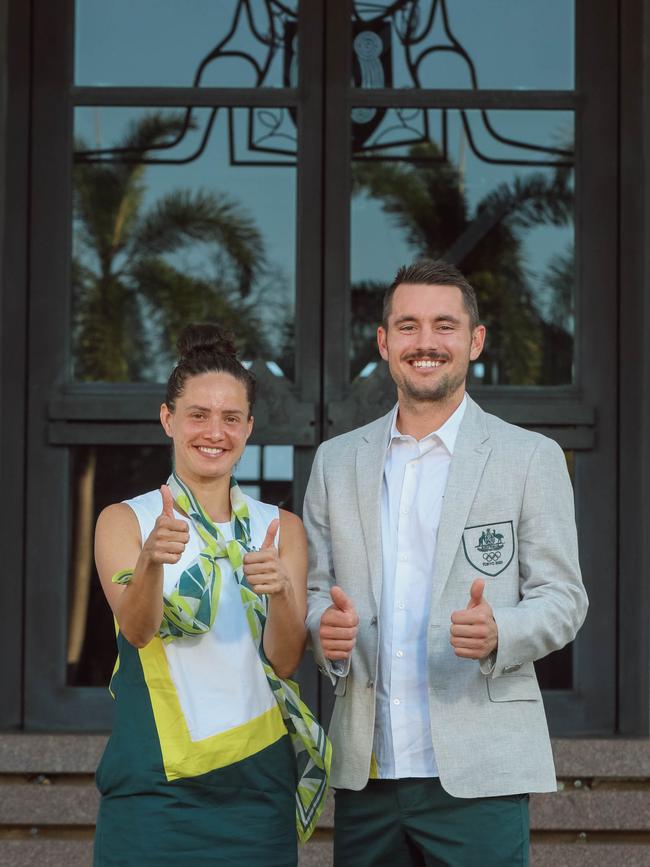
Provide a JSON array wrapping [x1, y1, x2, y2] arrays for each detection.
[[320, 0, 617, 735], [25, 0, 325, 727], [25, 0, 617, 735]]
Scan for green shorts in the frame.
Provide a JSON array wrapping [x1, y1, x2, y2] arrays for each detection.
[[334, 777, 529, 867]]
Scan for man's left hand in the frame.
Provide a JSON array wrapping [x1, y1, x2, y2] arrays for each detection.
[[450, 579, 498, 659]]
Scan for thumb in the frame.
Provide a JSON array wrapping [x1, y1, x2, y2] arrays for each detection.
[[261, 518, 280, 549], [467, 578, 485, 609], [330, 585, 354, 613], [160, 484, 174, 519]]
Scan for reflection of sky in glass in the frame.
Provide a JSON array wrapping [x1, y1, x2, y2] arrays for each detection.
[[73, 106, 296, 377], [351, 108, 574, 327], [236, 444, 261, 479], [75, 0, 298, 87], [263, 445, 293, 480], [76, 1, 573, 90], [354, 0, 574, 89], [74, 3, 576, 385], [237, 444, 293, 481]]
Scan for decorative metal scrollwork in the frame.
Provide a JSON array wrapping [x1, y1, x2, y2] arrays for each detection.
[[75, 0, 573, 170], [352, 0, 573, 166]]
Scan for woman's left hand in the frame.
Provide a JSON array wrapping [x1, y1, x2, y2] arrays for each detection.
[[243, 519, 291, 598]]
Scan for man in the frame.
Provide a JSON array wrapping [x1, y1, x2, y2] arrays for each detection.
[[304, 259, 587, 866]]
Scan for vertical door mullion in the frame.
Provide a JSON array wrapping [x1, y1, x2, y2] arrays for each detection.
[[617, 0, 650, 736], [292, 0, 327, 713], [294, 0, 326, 516], [322, 0, 353, 416], [318, 0, 353, 723], [0, 0, 31, 729]]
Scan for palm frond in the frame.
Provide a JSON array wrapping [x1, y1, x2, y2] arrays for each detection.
[[132, 257, 270, 361], [476, 173, 573, 232], [353, 142, 467, 254], [132, 189, 265, 295]]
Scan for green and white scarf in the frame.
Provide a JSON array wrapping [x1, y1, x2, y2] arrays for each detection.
[[113, 472, 331, 842]]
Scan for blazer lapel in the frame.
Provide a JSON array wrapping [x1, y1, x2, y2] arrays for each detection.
[[431, 397, 491, 608], [355, 410, 393, 607]]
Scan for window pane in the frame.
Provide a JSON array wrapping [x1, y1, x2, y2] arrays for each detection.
[[75, 0, 299, 88], [237, 444, 261, 480], [351, 0, 574, 90], [67, 444, 294, 687], [263, 445, 294, 480], [72, 106, 297, 383], [350, 108, 575, 386]]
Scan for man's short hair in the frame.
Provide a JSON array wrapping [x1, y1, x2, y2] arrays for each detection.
[[382, 259, 480, 330]]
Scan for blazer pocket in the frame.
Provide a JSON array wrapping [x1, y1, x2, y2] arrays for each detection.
[[486, 675, 540, 703]]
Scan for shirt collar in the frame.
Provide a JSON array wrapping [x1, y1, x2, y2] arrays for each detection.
[[387, 394, 468, 456]]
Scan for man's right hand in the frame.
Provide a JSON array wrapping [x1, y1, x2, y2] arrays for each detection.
[[319, 586, 359, 660], [141, 485, 190, 565]]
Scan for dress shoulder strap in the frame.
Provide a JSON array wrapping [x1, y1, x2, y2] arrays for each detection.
[[122, 489, 163, 547], [245, 495, 281, 548]]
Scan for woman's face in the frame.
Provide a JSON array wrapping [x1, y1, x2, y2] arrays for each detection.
[[160, 371, 253, 483]]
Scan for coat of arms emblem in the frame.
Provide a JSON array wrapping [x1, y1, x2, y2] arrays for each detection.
[[462, 521, 515, 577]]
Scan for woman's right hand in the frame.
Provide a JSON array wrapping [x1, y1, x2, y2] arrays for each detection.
[[141, 485, 190, 566]]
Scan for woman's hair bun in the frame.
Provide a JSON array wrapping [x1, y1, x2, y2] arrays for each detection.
[[176, 323, 237, 362]]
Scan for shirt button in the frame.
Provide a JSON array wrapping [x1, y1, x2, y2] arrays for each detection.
[[397, 601, 405, 610], [367, 679, 375, 688], [393, 698, 401, 706], [370, 616, 378, 626], [396, 650, 404, 658]]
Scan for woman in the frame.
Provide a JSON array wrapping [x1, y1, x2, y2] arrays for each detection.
[[93, 324, 330, 866]]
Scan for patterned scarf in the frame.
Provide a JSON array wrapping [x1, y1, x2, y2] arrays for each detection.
[[113, 472, 331, 842]]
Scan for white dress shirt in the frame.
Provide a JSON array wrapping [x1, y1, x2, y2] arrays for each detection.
[[372, 395, 467, 778]]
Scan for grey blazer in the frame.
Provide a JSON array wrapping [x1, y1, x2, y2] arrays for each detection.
[[304, 395, 588, 797]]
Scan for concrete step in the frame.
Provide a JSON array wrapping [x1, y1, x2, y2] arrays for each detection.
[[530, 843, 650, 867], [2, 839, 93, 867], [4, 838, 649, 867], [4, 779, 650, 833], [2, 736, 650, 866]]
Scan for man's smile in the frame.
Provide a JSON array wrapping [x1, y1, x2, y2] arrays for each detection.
[[409, 359, 445, 368]]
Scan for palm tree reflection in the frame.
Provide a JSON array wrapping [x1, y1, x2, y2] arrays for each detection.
[[69, 111, 273, 682], [351, 140, 574, 385]]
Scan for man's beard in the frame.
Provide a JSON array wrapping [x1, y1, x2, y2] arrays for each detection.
[[395, 356, 469, 404]]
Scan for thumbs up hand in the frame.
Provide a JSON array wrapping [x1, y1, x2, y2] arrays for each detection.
[[320, 586, 360, 660], [160, 484, 174, 519], [450, 578, 498, 659], [142, 485, 190, 566], [243, 518, 290, 598]]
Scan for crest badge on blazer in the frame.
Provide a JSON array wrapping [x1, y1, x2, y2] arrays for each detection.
[[462, 521, 515, 577]]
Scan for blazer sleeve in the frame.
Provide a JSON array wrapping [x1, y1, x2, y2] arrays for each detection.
[[485, 436, 588, 679], [303, 443, 350, 685]]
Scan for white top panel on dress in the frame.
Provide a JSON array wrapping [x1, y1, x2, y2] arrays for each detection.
[[124, 488, 279, 743]]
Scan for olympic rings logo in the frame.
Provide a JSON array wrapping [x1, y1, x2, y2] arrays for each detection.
[[483, 552, 501, 564]]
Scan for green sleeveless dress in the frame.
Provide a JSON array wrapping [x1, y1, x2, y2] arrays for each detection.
[[93, 489, 299, 866]]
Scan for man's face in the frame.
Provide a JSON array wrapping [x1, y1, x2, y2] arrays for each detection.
[[377, 282, 485, 405]]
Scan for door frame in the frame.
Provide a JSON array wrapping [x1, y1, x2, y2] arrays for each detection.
[[15, 0, 650, 737]]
